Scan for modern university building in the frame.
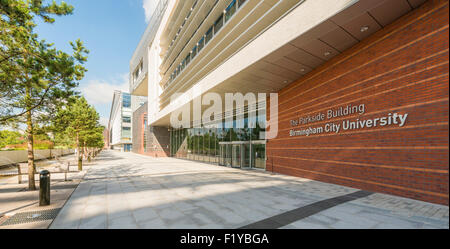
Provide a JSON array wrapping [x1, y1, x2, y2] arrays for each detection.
[[107, 90, 146, 152], [129, 0, 449, 205]]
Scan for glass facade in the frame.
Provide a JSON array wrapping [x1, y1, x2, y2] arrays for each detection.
[[124, 144, 132, 152], [122, 127, 131, 139], [169, 104, 266, 169], [122, 116, 131, 123], [122, 93, 131, 108]]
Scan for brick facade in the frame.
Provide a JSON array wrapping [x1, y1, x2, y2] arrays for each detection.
[[267, 0, 449, 205], [132, 102, 170, 157], [145, 126, 170, 157], [132, 102, 147, 154]]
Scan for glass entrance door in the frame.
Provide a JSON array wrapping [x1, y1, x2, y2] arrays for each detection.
[[232, 142, 250, 168], [219, 143, 233, 166], [251, 142, 266, 169], [220, 142, 252, 168], [226, 144, 232, 166]]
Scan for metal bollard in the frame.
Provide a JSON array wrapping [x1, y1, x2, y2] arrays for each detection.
[[39, 170, 51, 206], [65, 162, 70, 181], [17, 164, 22, 184]]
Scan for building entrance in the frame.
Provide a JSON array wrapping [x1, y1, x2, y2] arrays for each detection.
[[219, 141, 265, 169]]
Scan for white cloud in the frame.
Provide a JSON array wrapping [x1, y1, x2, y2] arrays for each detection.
[[81, 74, 129, 105], [143, 0, 158, 23], [79, 73, 130, 128]]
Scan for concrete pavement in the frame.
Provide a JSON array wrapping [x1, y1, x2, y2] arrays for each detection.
[[0, 154, 92, 229], [50, 150, 449, 229]]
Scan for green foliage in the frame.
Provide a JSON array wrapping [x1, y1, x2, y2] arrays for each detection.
[[52, 130, 74, 148], [0, 130, 24, 148], [53, 97, 105, 149], [0, 0, 89, 125], [1, 0, 89, 189]]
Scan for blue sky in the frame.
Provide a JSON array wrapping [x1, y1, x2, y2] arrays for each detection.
[[35, 0, 156, 126]]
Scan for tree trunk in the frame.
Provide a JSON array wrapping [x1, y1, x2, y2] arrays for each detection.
[[76, 132, 82, 171], [26, 87, 36, 190], [82, 142, 86, 160]]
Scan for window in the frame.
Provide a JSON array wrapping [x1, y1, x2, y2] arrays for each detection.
[[197, 36, 205, 53], [163, 0, 245, 93], [122, 116, 131, 123], [205, 27, 213, 45], [122, 94, 131, 108], [225, 0, 237, 22], [214, 15, 223, 35], [185, 54, 190, 66], [134, 69, 139, 81], [238, 0, 247, 8], [122, 127, 131, 138], [133, 61, 143, 82], [191, 46, 197, 59]]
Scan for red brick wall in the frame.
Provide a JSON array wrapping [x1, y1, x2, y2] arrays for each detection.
[[267, 0, 449, 205], [144, 126, 171, 157]]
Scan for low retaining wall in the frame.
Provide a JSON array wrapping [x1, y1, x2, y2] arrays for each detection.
[[0, 149, 75, 167]]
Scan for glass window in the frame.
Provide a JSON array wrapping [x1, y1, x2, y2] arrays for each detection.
[[122, 127, 131, 138], [238, 0, 247, 8], [205, 27, 213, 45], [122, 116, 131, 123], [185, 54, 190, 66], [198, 129, 204, 157], [191, 46, 197, 59], [187, 129, 192, 155], [122, 94, 131, 108], [193, 129, 199, 157], [134, 69, 139, 81], [225, 0, 237, 22], [252, 108, 266, 140], [198, 36, 205, 53], [214, 15, 223, 34]]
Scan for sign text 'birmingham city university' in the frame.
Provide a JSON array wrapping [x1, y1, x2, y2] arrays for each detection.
[[289, 104, 409, 137]]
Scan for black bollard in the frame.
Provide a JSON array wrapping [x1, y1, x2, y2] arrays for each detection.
[[39, 170, 51, 206]]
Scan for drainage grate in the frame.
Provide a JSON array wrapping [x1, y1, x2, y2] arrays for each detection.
[[0, 208, 61, 226]]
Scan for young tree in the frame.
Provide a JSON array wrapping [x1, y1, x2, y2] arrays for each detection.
[[80, 126, 104, 162], [53, 97, 100, 171], [0, 0, 88, 190]]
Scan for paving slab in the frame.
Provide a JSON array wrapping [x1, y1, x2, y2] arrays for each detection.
[[0, 154, 103, 229], [49, 150, 449, 229]]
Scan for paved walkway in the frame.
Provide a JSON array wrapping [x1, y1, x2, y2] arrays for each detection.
[[0, 154, 91, 229], [50, 151, 449, 229]]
